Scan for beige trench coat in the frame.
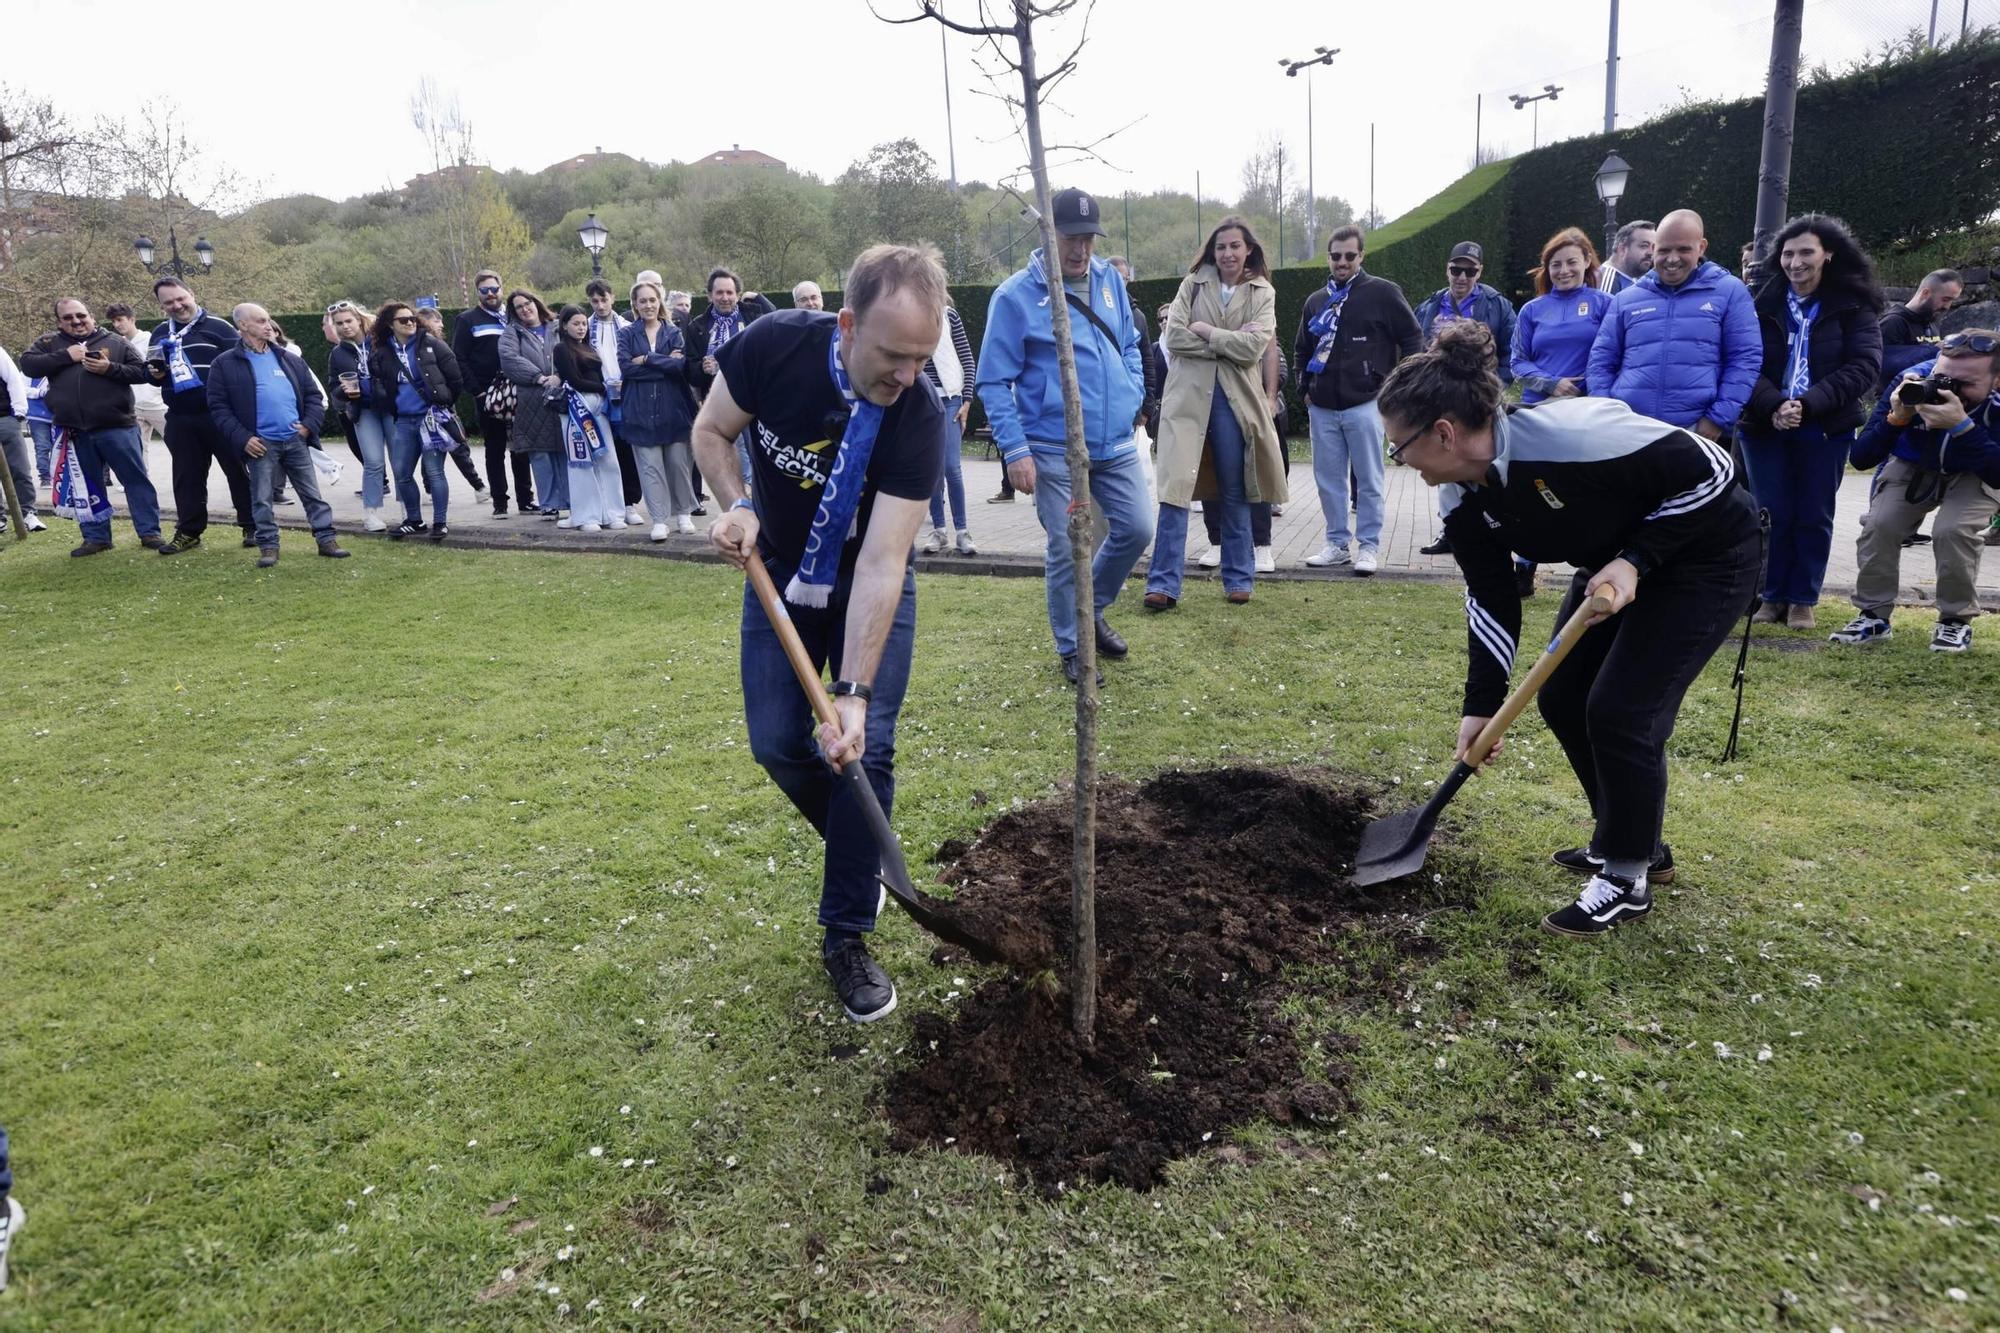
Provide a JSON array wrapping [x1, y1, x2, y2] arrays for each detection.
[[1154, 265, 1288, 508]]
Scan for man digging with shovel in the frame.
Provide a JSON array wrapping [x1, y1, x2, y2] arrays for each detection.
[[693, 243, 948, 1022], [1369, 323, 1759, 937]]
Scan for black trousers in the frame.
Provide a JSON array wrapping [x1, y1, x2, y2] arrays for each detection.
[[479, 407, 534, 510], [613, 434, 643, 507], [1536, 515, 1760, 863], [164, 410, 251, 538]]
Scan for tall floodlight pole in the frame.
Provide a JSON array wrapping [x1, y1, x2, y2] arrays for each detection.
[[1279, 47, 1339, 253], [1751, 0, 1804, 265], [1605, 0, 1620, 132], [1510, 84, 1562, 150], [941, 26, 958, 191]]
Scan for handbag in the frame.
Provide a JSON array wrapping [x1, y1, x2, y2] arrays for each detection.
[[480, 374, 517, 422]]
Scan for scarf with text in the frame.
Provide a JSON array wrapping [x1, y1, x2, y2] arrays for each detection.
[[563, 388, 607, 464], [1304, 274, 1358, 374], [784, 326, 885, 608], [1785, 290, 1820, 399], [50, 427, 112, 524]]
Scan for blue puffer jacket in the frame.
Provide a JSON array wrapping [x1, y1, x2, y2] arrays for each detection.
[[976, 250, 1145, 463], [1586, 260, 1761, 429]]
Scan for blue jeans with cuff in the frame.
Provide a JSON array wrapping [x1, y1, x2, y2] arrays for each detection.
[[1029, 445, 1153, 657]]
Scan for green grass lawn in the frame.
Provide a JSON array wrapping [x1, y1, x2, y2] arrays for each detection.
[[1, 529, 1995, 1330]]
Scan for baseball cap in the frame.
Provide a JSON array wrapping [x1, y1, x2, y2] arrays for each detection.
[[1051, 187, 1108, 237], [1448, 242, 1484, 264]]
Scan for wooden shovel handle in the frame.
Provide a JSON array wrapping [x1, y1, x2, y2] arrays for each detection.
[[745, 557, 841, 731], [1466, 592, 1616, 765]]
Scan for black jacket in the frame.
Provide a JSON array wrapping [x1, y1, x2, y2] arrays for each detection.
[[327, 341, 371, 420], [683, 293, 776, 397], [1292, 271, 1423, 412], [146, 310, 238, 415], [204, 342, 328, 451], [366, 333, 464, 415], [451, 304, 509, 387], [19, 328, 148, 431], [1742, 276, 1884, 439]]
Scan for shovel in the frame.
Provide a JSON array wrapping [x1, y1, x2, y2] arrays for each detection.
[[1351, 591, 1614, 887], [744, 557, 1013, 965]]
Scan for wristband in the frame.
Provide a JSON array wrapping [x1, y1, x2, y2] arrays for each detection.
[[830, 680, 873, 703], [731, 497, 754, 512]]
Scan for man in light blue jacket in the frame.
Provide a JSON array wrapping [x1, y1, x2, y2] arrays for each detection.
[[1587, 209, 1761, 441], [977, 187, 1151, 686]]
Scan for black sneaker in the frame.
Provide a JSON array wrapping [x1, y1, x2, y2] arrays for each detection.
[[430, 524, 449, 542], [158, 532, 202, 557], [690, 503, 708, 517], [1543, 872, 1652, 937], [519, 501, 541, 515], [492, 505, 509, 518], [822, 939, 897, 1022], [1550, 844, 1675, 885], [1420, 535, 1453, 556], [392, 519, 427, 539], [241, 533, 258, 549]]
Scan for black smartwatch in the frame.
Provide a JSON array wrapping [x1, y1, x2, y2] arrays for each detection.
[[830, 680, 873, 703]]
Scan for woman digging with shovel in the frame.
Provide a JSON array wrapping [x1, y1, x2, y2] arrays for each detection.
[[1373, 323, 1759, 937]]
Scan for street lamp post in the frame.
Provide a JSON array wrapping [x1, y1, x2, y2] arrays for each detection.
[[1508, 84, 1562, 150], [578, 212, 610, 279], [132, 225, 215, 281], [1279, 46, 1339, 257], [1594, 151, 1632, 261]]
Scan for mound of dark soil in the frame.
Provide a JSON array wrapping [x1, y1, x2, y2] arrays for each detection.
[[884, 767, 1460, 1191]]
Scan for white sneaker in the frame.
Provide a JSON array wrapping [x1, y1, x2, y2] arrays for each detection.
[[557, 517, 576, 529], [1305, 543, 1350, 567], [363, 509, 387, 533], [24, 513, 47, 532], [921, 527, 947, 554], [676, 515, 696, 534], [473, 484, 489, 501], [626, 505, 647, 526], [580, 521, 602, 533], [1354, 546, 1380, 576], [1930, 619, 1972, 653], [606, 519, 628, 530], [1254, 545, 1275, 573], [650, 521, 668, 542], [0, 1194, 23, 1291], [1197, 546, 1221, 569]]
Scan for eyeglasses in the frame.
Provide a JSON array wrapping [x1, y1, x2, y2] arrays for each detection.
[[1386, 421, 1438, 463], [478, 285, 501, 295], [391, 314, 417, 325], [1448, 265, 1480, 278], [58, 313, 91, 322], [1328, 250, 1360, 261], [1941, 331, 1999, 354], [326, 301, 359, 316]]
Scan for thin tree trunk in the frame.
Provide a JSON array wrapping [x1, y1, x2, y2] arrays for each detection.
[[1012, 0, 1097, 1045]]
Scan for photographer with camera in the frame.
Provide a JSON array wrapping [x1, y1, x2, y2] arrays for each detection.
[[1831, 329, 2000, 653]]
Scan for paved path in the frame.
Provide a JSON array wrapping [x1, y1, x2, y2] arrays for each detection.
[[136, 435, 1997, 605]]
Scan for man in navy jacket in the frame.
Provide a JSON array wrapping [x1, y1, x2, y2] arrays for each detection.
[[148, 277, 253, 554], [1831, 332, 2000, 653], [206, 303, 347, 567]]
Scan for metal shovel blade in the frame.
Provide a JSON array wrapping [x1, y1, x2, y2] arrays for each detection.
[[1350, 762, 1474, 887]]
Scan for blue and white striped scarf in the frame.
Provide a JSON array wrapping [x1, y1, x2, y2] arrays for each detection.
[[1304, 275, 1356, 374], [784, 327, 885, 609], [1785, 290, 1819, 398], [706, 309, 743, 355]]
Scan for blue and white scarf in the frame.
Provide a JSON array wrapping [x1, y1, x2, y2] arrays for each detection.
[[158, 311, 207, 392], [705, 309, 743, 356], [563, 388, 607, 464], [418, 406, 460, 453], [1304, 275, 1357, 374], [1434, 289, 1477, 325], [784, 327, 885, 609], [1785, 290, 1819, 398], [50, 428, 112, 524]]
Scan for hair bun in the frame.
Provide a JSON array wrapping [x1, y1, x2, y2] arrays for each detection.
[[1432, 320, 1498, 373]]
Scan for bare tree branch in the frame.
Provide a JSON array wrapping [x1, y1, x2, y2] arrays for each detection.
[[871, 0, 1013, 38]]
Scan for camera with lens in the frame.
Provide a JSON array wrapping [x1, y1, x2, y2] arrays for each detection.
[[1895, 372, 1961, 408]]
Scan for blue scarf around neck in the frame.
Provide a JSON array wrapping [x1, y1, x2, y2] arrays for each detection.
[[1784, 289, 1819, 398], [1305, 274, 1357, 374], [706, 309, 743, 355], [784, 327, 885, 608]]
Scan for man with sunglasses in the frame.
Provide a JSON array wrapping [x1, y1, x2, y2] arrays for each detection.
[[147, 278, 253, 555], [453, 269, 534, 516], [1834, 329, 2000, 653], [1294, 224, 1423, 573], [1414, 243, 1518, 556], [20, 299, 163, 555]]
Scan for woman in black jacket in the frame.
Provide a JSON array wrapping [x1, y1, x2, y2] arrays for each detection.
[[367, 299, 466, 539], [1740, 214, 1884, 629]]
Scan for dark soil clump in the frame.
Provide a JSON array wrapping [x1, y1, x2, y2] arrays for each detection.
[[884, 767, 1462, 1191]]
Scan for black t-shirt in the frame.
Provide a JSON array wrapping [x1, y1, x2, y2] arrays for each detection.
[[714, 310, 945, 569], [1877, 306, 1935, 348]]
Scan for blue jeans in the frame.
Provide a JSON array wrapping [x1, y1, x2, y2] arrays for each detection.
[[1031, 446, 1154, 657], [248, 436, 336, 548], [390, 415, 448, 525], [1741, 424, 1850, 604], [734, 429, 755, 486], [348, 408, 389, 510], [530, 452, 570, 511], [72, 425, 160, 544], [929, 395, 968, 530], [1148, 385, 1254, 598], [1309, 400, 1386, 550], [29, 418, 55, 484], [741, 559, 916, 935]]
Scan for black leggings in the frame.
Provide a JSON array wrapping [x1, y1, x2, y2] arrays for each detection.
[[1536, 522, 1760, 863]]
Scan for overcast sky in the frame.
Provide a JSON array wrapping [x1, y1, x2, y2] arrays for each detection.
[[9, 0, 1967, 226]]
